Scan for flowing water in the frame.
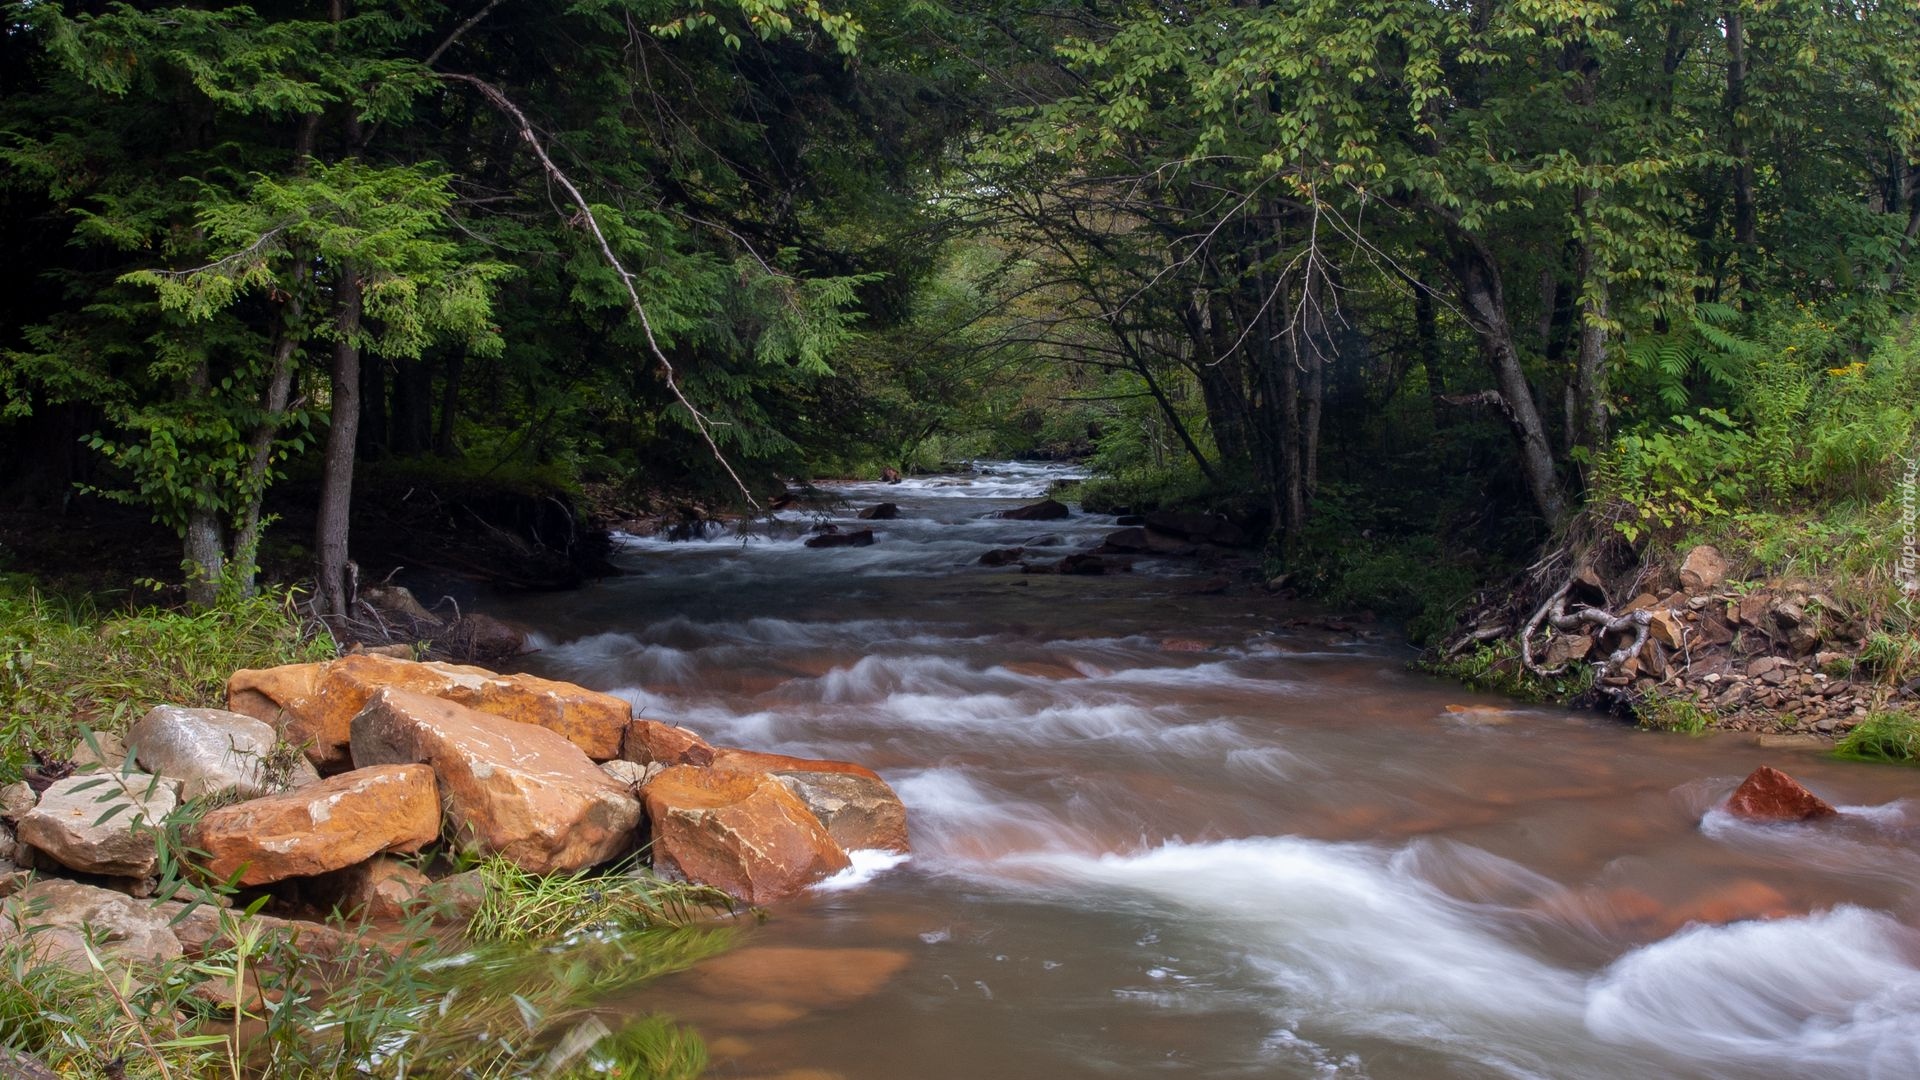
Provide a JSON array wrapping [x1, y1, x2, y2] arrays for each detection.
[[495, 463, 1920, 1080]]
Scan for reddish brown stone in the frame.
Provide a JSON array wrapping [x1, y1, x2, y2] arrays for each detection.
[[622, 719, 716, 767], [708, 748, 883, 782], [228, 654, 631, 770], [1725, 765, 1837, 822], [643, 766, 850, 904], [192, 765, 440, 886], [349, 689, 641, 874]]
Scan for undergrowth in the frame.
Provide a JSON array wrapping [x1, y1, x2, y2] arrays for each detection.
[[1, 858, 735, 1078], [1833, 709, 1920, 764], [1633, 690, 1712, 735], [1420, 640, 1593, 703], [0, 585, 333, 782]]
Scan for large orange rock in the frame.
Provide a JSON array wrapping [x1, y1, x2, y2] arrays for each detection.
[[643, 766, 850, 904], [192, 765, 440, 886], [622, 719, 716, 766], [1725, 765, 1838, 822], [708, 749, 907, 853], [228, 654, 632, 770], [349, 688, 641, 873]]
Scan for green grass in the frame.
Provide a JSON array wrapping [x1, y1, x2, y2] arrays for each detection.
[[465, 857, 737, 943], [0, 585, 334, 782], [1833, 709, 1920, 764], [1634, 690, 1712, 735]]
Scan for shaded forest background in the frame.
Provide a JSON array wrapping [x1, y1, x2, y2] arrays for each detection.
[[2, 0, 1918, 642]]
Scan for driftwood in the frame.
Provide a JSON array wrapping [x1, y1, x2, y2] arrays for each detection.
[[1518, 577, 1652, 679]]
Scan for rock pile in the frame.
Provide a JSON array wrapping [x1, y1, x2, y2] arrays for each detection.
[[1, 655, 908, 960], [1482, 544, 1907, 738]]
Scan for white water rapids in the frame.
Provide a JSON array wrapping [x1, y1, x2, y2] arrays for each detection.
[[491, 462, 1920, 1079]]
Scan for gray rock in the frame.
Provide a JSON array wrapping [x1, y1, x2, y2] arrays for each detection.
[[128, 704, 318, 801], [17, 772, 178, 878], [0, 782, 35, 822], [0, 878, 184, 964], [69, 731, 129, 772]]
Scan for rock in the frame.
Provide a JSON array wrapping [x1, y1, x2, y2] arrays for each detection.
[[879, 467, 902, 483], [1622, 593, 1661, 615], [1736, 592, 1772, 628], [978, 547, 1024, 567], [622, 719, 716, 767], [228, 654, 634, 770], [0, 782, 36, 822], [1054, 553, 1115, 575], [350, 689, 642, 874], [643, 766, 851, 904], [857, 503, 900, 520], [997, 499, 1069, 521], [804, 528, 876, 549], [1647, 609, 1685, 650], [1786, 621, 1822, 657], [0, 1046, 58, 1080], [600, 759, 664, 789], [1755, 733, 1828, 750], [450, 612, 531, 661], [161, 902, 362, 961], [191, 764, 440, 886], [1771, 600, 1806, 629], [70, 731, 129, 772], [1747, 656, 1791, 679], [772, 771, 910, 854], [1724, 765, 1837, 822], [419, 869, 488, 921], [18, 772, 177, 878], [361, 584, 443, 627], [1142, 510, 1219, 541], [1099, 527, 1195, 556], [128, 705, 319, 801], [309, 854, 432, 921], [352, 643, 417, 659], [1114, 514, 1146, 526], [0, 879, 183, 964], [1695, 610, 1737, 647], [709, 748, 885, 781], [1678, 545, 1728, 593], [685, 946, 909, 1008], [1544, 633, 1594, 668]]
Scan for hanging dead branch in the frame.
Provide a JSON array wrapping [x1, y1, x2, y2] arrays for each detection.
[[442, 72, 760, 509]]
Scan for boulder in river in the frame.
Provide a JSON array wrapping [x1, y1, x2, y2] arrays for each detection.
[[998, 499, 1070, 521], [644, 765, 851, 904], [227, 653, 633, 770], [709, 749, 909, 853], [18, 772, 177, 878], [1724, 765, 1837, 822], [858, 502, 900, 520], [979, 546, 1024, 566], [623, 719, 716, 767], [128, 705, 319, 801], [192, 764, 440, 885], [350, 688, 642, 874], [805, 528, 876, 549]]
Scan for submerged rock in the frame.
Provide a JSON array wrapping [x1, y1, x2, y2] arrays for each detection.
[[644, 765, 850, 904], [18, 772, 177, 878], [998, 499, 1070, 521], [350, 688, 641, 874], [1724, 765, 1837, 822], [129, 705, 318, 801], [805, 528, 876, 549], [192, 764, 440, 886], [227, 653, 632, 769], [858, 502, 900, 520]]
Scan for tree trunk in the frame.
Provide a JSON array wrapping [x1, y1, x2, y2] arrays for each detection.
[[181, 359, 224, 607], [1726, 8, 1756, 252], [1453, 240, 1569, 528], [390, 357, 434, 456], [1301, 305, 1324, 499], [230, 261, 308, 596], [436, 349, 464, 456], [358, 353, 387, 461], [317, 269, 363, 620], [1571, 189, 1611, 457]]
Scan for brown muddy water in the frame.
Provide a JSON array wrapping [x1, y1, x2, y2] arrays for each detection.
[[496, 463, 1920, 1080]]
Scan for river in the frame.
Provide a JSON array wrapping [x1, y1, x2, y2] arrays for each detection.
[[494, 462, 1920, 1080]]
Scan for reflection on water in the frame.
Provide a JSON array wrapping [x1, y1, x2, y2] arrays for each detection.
[[494, 462, 1920, 1079]]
